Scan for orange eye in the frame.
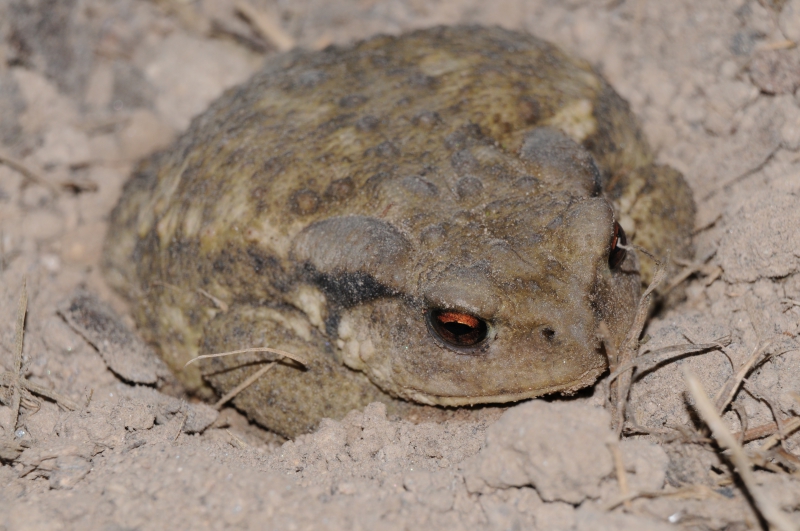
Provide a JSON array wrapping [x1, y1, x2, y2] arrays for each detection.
[[427, 309, 489, 348], [609, 221, 627, 269]]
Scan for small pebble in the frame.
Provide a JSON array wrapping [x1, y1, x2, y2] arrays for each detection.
[[779, 0, 800, 43]]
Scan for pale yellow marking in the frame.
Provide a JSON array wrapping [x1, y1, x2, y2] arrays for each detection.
[[286, 284, 328, 331], [419, 51, 468, 77], [358, 338, 375, 363], [543, 99, 597, 143], [182, 205, 204, 238]]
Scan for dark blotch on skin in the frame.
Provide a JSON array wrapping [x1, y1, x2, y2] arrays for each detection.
[[401, 175, 439, 197], [356, 115, 381, 132], [368, 141, 400, 158], [517, 96, 541, 124], [455, 175, 484, 199], [307, 267, 395, 308], [247, 247, 278, 275], [451, 149, 480, 174]]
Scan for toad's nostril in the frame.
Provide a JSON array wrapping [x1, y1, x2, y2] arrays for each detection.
[[541, 327, 556, 341]]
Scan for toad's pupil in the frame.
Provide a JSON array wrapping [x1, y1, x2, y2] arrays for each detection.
[[429, 310, 488, 347]]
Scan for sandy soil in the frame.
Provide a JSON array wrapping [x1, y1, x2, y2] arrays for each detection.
[[1, 0, 800, 529]]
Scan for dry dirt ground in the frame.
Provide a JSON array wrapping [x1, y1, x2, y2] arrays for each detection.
[[1, 0, 800, 529]]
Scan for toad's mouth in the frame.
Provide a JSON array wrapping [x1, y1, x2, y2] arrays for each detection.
[[397, 364, 607, 407]]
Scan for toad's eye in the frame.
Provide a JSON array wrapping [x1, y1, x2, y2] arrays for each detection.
[[427, 309, 489, 348], [609, 221, 627, 269]]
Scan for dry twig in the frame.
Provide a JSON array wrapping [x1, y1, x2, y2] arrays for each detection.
[[234, 0, 294, 51], [1, 280, 80, 430], [609, 247, 668, 436], [213, 362, 276, 410], [664, 249, 721, 293], [685, 370, 797, 531], [607, 441, 631, 510], [602, 484, 724, 511], [226, 429, 249, 449], [196, 288, 229, 312], [758, 417, 800, 453], [713, 339, 775, 414], [184, 347, 307, 409], [184, 347, 307, 368], [0, 152, 60, 196]]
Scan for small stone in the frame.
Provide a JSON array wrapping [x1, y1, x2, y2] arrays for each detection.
[[183, 403, 218, 433], [35, 125, 92, 168], [40, 253, 60, 272], [49, 455, 92, 490], [115, 399, 156, 431], [780, 0, 800, 43]]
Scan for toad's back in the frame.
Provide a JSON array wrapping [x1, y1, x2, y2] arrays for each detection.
[[104, 26, 694, 437]]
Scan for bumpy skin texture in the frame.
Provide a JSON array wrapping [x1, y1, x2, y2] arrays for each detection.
[[104, 26, 695, 437]]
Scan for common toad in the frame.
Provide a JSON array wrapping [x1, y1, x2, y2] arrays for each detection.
[[104, 26, 695, 437]]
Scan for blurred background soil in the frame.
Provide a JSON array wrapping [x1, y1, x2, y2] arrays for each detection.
[[1, 0, 800, 529]]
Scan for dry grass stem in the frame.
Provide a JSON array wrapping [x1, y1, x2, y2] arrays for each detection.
[[664, 249, 719, 294], [184, 347, 308, 368], [196, 288, 229, 312], [226, 429, 249, 449], [734, 421, 781, 443], [610, 248, 669, 436], [214, 362, 276, 410], [1, 280, 80, 426], [757, 39, 796, 51], [732, 402, 749, 444], [758, 418, 800, 453], [602, 484, 724, 511], [607, 441, 632, 510], [693, 213, 722, 235], [685, 370, 798, 531], [713, 339, 774, 414], [607, 337, 731, 386], [781, 298, 800, 310], [0, 152, 59, 196], [174, 406, 188, 441], [234, 0, 294, 51], [185, 347, 306, 410], [9, 278, 27, 430]]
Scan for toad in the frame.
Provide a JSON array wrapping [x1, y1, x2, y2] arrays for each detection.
[[103, 26, 695, 437]]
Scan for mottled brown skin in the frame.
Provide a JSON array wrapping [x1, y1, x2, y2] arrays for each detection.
[[104, 26, 695, 438]]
